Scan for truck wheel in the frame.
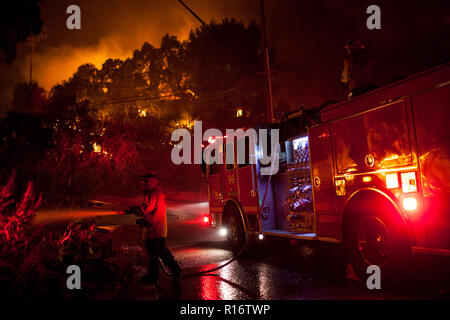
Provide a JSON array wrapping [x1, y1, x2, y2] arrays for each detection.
[[227, 209, 246, 253], [346, 210, 410, 285]]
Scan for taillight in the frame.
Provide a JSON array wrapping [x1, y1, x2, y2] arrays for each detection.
[[384, 170, 420, 214], [203, 215, 210, 224], [402, 197, 418, 211]]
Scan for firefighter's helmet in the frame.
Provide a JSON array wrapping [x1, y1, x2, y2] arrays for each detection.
[[141, 171, 158, 180]]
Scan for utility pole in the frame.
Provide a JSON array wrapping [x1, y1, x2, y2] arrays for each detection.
[[260, 0, 274, 123], [178, 0, 206, 25], [28, 29, 47, 83], [29, 36, 35, 83]]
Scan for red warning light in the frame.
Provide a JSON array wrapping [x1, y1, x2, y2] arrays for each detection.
[[403, 197, 418, 212], [208, 136, 216, 144]]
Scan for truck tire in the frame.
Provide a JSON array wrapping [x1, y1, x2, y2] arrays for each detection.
[[226, 208, 246, 253], [345, 209, 410, 285]]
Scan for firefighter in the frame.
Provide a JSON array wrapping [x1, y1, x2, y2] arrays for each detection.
[[135, 172, 181, 284], [341, 39, 377, 98]]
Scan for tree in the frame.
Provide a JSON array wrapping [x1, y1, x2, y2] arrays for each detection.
[[40, 85, 107, 207], [0, 0, 43, 64], [38, 19, 270, 202], [11, 81, 47, 113], [182, 18, 267, 130], [0, 112, 53, 196]]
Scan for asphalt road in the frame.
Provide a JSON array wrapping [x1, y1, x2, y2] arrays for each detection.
[[36, 198, 450, 300]]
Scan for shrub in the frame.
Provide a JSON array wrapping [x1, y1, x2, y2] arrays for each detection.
[[0, 172, 118, 298]]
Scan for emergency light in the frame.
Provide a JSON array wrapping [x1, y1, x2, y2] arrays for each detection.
[[208, 136, 216, 144], [402, 197, 418, 211]]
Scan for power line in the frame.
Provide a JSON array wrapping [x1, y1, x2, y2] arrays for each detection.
[[90, 82, 264, 107], [178, 0, 206, 25]]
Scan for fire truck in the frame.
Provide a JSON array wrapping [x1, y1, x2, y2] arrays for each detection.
[[203, 62, 450, 279]]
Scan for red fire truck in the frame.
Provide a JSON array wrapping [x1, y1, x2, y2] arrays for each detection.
[[203, 62, 450, 279]]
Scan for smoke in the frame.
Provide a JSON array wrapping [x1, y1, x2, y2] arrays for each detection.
[[0, 0, 448, 112], [31, 37, 127, 90], [30, 32, 182, 91], [1, 0, 257, 109], [29, 0, 208, 90]]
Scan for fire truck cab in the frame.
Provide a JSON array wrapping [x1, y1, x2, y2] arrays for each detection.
[[205, 62, 450, 278]]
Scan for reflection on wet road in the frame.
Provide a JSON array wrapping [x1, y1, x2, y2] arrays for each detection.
[[154, 202, 450, 299]]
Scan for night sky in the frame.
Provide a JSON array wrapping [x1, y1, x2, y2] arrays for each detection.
[[0, 0, 449, 113]]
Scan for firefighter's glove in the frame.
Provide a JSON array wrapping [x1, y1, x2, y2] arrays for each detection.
[[130, 206, 143, 215], [136, 218, 151, 228]]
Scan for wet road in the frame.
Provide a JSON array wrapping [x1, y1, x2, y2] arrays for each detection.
[[158, 210, 450, 300], [36, 199, 450, 300]]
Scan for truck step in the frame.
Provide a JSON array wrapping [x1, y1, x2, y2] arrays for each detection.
[[263, 229, 317, 240]]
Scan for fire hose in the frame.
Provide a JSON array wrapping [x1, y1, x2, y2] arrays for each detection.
[[160, 142, 279, 279], [117, 178, 269, 280], [118, 143, 278, 280], [159, 169, 272, 279]]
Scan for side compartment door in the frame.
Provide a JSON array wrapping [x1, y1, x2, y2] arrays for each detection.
[[412, 84, 450, 250], [207, 159, 223, 224], [221, 142, 239, 200], [236, 136, 259, 214], [309, 124, 339, 239]]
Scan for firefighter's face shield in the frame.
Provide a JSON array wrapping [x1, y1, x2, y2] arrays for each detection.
[[345, 40, 366, 55]]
